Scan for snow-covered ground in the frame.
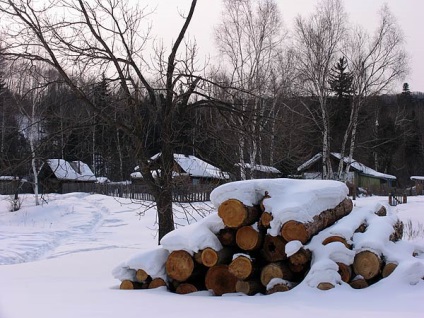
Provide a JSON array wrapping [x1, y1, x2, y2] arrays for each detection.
[[0, 189, 423, 318]]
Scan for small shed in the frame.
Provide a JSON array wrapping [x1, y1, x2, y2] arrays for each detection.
[[0, 176, 20, 195], [38, 159, 96, 193], [410, 176, 424, 195], [131, 153, 230, 186], [297, 152, 397, 194]]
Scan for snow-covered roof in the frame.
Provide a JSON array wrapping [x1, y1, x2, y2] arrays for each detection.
[[45, 159, 96, 182], [0, 176, 19, 181], [297, 153, 396, 180], [132, 153, 230, 180], [236, 163, 281, 174], [411, 176, 424, 181]]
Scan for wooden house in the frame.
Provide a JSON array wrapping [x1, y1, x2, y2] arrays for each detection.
[[38, 159, 96, 193], [297, 152, 397, 194], [131, 153, 230, 186]]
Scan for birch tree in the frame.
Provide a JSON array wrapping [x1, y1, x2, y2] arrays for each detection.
[[294, 0, 346, 179], [338, 4, 407, 178], [215, 0, 283, 179]]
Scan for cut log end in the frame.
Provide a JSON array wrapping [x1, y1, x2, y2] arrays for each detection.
[[289, 248, 311, 266], [236, 226, 263, 251], [262, 235, 287, 262], [176, 283, 198, 294], [236, 280, 264, 295], [218, 199, 248, 228], [337, 262, 352, 283], [353, 251, 381, 280], [120, 280, 143, 290], [317, 282, 335, 290], [201, 248, 220, 268], [148, 278, 167, 289], [260, 263, 294, 286], [135, 269, 149, 282], [281, 220, 309, 244], [350, 278, 369, 289], [322, 236, 351, 249], [228, 255, 253, 280], [166, 250, 194, 282], [205, 265, 237, 296], [382, 262, 397, 278], [266, 283, 291, 294]]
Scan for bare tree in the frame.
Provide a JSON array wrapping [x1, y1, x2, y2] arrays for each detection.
[[0, 0, 222, 241], [293, 0, 346, 179], [338, 4, 408, 178], [214, 0, 284, 179]]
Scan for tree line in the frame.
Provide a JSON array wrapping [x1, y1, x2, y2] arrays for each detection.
[[0, 0, 422, 240]]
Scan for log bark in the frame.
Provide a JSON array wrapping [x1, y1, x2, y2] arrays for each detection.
[[353, 250, 382, 280], [259, 191, 271, 212], [119, 280, 145, 290], [236, 226, 264, 251], [228, 255, 257, 280], [176, 283, 198, 294], [258, 212, 273, 230], [382, 262, 397, 278], [218, 199, 260, 228], [193, 251, 203, 264], [389, 220, 404, 242], [375, 206, 387, 216], [261, 235, 287, 262], [260, 262, 294, 287], [280, 198, 353, 244], [166, 250, 195, 282], [217, 228, 237, 247], [201, 247, 233, 267], [148, 278, 167, 289], [236, 280, 264, 295], [205, 265, 238, 296]]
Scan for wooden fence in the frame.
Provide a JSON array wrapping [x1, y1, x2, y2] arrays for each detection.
[[1, 180, 215, 202], [62, 182, 214, 203]]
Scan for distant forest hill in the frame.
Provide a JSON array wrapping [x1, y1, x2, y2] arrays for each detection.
[[1, 75, 423, 189]]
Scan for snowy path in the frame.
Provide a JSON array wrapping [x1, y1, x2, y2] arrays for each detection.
[[0, 193, 158, 265]]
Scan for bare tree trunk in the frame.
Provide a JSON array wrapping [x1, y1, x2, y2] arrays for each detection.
[[29, 100, 39, 206]]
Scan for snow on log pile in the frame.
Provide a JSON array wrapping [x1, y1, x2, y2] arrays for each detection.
[[113, 178, 424, 295]]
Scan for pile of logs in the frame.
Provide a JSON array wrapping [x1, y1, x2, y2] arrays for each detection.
[[116, 186, 407, 295]]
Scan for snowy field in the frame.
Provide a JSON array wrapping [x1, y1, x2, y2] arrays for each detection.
[[0, 188, 423, 318]]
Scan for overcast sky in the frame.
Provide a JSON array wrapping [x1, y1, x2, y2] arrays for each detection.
[[140, 0, 423, 93]]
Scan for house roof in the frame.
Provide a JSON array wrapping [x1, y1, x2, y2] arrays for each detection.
[[45, 159, 96, 182], [132, 153, 230, 180], [297, 152, 397, 180], [0, 176, 19, 181], [236, 163, 281, 174], [411, 176, 424, 181]]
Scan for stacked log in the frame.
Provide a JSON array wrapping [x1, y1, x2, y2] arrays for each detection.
[[114, 180, 415, 296]]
